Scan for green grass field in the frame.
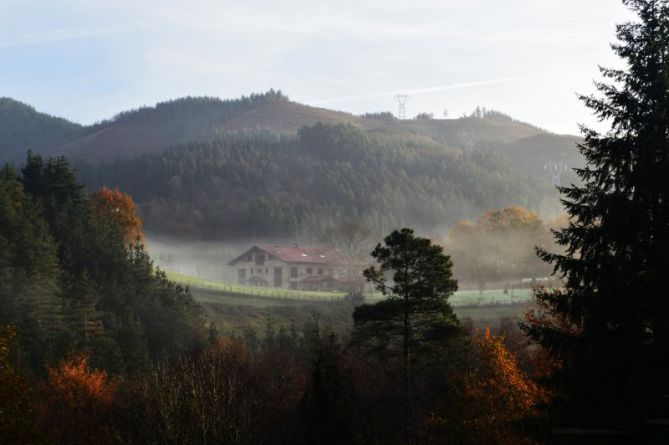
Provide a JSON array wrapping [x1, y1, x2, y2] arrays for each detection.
[[165, 270, 533, 307], [191, 286, 534, 337], [165, 271, 348, 300], [166, 271, 536, 336]]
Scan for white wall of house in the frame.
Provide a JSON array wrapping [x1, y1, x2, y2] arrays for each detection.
[[229, 247, 343, 290]]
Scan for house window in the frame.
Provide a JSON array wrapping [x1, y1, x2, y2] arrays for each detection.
[[237, 268, 246, 284], [290, 281, 298, 290], [291, 267, 298, 278], [255, 251, 265, 265], [318, 268, 323, 275], [307, 267, 313, 275]]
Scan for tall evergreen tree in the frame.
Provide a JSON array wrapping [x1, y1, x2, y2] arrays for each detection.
[[522, 0, 669, 428], [352, 228, 459, 442]]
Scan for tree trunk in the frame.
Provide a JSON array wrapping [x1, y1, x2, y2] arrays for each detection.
[[403, 288, 411, 444]]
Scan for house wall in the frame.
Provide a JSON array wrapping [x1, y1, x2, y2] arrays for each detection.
[[229, 247, 344, 290]]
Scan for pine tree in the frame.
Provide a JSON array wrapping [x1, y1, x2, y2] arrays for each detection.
[[352, 228, 459, 442], [522, 0, 669, 428]]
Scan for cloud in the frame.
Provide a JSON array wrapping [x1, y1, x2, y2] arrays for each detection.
[[0, 15, 123, 49]]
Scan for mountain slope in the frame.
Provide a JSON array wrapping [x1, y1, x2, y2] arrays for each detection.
[[1, 92, 579, 170], [53, 91, 367, 163], [74, 122, 558, 240], [0, 98, 83, 162]]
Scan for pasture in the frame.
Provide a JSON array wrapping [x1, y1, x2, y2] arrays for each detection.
[[167, 271, 536, 336]]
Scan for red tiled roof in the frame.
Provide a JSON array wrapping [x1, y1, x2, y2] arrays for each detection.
[[229, 245, 345, 265], [257, 245, 345, 264]]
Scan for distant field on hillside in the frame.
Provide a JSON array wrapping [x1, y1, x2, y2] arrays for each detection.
[[167, 270, 535, 335], [165, 272, 531, 306], [166, 270, 533, 306], [191, 286, 534, 337]]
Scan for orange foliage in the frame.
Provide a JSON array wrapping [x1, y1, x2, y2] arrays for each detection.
[[91, 186, 143, 245], [479, 205, 542, 229], [467, 328, 545, 417], [462, 328, 547, 443], [41, 354, 120, 443], [431, 329, 547, 444], [47, 354, 117, 406]]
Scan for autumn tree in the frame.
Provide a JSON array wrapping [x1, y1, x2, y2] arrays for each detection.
[[431, 329, 545, 444], [447, 206, 551, 292], [91, 186, 143, 245], [43, 354, 119, 443], [522, 0, 669, 429], [352, 228, 459, 443]]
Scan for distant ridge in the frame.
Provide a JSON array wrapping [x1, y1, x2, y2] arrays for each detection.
[[0, 91, 583, 179], [0, 97, 83, 162]]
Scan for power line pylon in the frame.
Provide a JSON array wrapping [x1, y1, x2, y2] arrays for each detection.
[[396, 94, 408, 119], [544, 159, 568, 187]]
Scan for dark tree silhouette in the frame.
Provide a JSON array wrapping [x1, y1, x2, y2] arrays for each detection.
[[522, 0, 669, 429], [352, 228, 459, 442]]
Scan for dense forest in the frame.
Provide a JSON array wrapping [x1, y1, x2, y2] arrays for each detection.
[[0, 153, 205, 375], [75, 122, 556, 239], [0, 98, 84, 162], [0, 91, 581, 242]]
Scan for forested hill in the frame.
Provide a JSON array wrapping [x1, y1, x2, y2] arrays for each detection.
[[0, 97, 84, 162], [75, 122, 557, 240], [1, 92, 580, 239], [0, 91, 582, 175]]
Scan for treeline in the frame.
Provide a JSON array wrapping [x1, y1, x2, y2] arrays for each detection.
[[0, 317, 545, 444], [105, 89, 289, 126], [76, 122, 554, 240], [0, 153, 206, 375]]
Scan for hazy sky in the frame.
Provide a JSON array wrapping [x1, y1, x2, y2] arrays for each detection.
[[1, 0, 633, 134]]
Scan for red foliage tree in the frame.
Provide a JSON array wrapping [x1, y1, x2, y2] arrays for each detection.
[[42, 354, 119, 443]]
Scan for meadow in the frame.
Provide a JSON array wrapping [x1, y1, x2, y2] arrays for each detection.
[[167, 271, 535, 336]]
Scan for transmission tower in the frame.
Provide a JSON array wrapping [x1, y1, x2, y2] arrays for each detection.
[[396, 94, 408, 119], [544, 159, 568, 187]]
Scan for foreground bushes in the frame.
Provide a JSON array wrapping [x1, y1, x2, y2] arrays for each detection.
[[0, 320, 549, 445]]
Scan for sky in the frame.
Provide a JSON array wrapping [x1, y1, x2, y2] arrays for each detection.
[[0, 0, 634, 135]]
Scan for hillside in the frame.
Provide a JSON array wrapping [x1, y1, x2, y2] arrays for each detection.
[[496, 133, 583, 183], [0, 92, 582, 239], [53, 91, 368, 163], [0, 92, 581, 171], [0, 97, 84, 162], [75, 122, 558, 240]]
